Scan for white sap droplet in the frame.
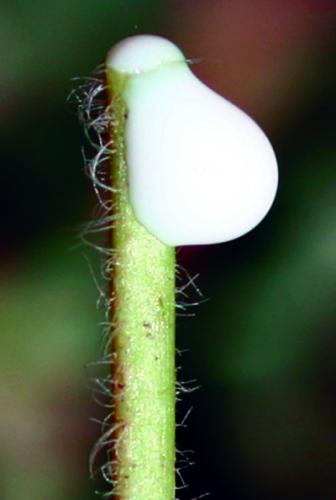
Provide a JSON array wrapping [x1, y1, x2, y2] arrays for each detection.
[[107, 35, 278, 246], [107, 35, 184, 75]]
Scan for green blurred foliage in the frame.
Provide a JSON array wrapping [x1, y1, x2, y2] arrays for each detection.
[[208, 146, 336, 382]]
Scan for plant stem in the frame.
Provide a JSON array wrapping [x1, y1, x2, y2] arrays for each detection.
[[107, 68, 176, 499]]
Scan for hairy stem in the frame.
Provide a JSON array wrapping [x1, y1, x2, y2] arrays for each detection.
[[107, 68, 176, 499]]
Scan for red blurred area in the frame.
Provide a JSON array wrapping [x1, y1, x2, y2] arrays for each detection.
[[168, 0, 336, 128]]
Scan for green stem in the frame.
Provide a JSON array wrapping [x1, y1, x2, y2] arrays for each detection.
[[107, 68, 176, 499]]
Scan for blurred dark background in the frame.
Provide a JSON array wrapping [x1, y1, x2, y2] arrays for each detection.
[[0, 1, 335, 498]]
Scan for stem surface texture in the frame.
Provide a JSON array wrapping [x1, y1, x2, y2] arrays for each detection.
[[108, 68, 176, 500]]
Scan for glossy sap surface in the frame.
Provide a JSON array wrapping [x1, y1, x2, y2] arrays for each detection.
[[107, 35, 278, 246]]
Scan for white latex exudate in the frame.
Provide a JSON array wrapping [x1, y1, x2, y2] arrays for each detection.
[[107, 35, 278, 246]]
